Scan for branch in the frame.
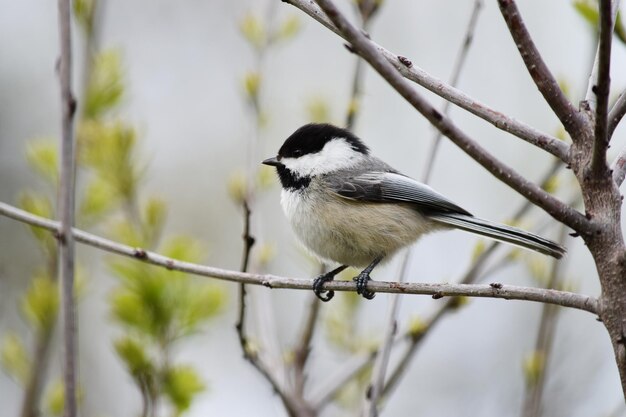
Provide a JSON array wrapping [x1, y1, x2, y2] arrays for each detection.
[[520, 226, 568, 417], [609, 89, 626, 138], [0, 202, 600, 315], [309, 0, 589, 233], [56, 1, 78, 416], [363, 257, 406, 416], [282, 0, 570, 162], [497, 0, 589, 140], [292, 295, 320, 397], [422, 0, 484, 183], [591, 0, 614, 177], [611, 145, 626, 186], [585, 0, 622, 111]]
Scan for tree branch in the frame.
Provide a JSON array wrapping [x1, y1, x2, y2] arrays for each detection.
[[609, 89, 626, 138], [611, 145, 626, 186], [292, 294, 320, 398], [422, 0, 484, 183], [309, 0, 588, 233], [591, 0, 614, 177], [585, 0, 622, 112], [497, 0, 589, 140], [520, 226, 567, 417], [282, 0, 570, 162], [56, 1, 78, 416], [0, 202, 600, 315]]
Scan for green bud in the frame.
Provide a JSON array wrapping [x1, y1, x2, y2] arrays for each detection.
[[1, 333, 30, 384], [22, 273, 59, 331], [162, 365, 205, 412], [26, 140, 58, 184]]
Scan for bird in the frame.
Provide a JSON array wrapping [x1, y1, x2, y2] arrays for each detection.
[[262, 123, 565, 302]]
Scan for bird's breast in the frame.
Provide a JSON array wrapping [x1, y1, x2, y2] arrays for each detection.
[[280, 188, 437, 267]]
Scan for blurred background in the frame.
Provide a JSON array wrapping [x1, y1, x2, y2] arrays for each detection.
[[1, 0, 625, 416]]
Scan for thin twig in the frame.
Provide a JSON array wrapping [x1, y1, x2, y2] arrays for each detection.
[[236, 200, 255, 356], [584, 0, 622, 111], [363, 253, 407, 417], [0, 202, 600, 314], [520, 226, 568, 417], [611, 145, 626, 186], [56, 0, 78, 416], [19, 326, 54, 417], [591, 0, 614, 177], [282, 0, 570, 162], [292, 294, 320, 397], [345, 1, 380, 130], [310, 0, 589, 234], [422, 0, 484, 183], [609, 89, 626, 138], [496, 0, 589, 140]]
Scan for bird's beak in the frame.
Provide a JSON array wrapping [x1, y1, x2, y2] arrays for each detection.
[[262, 156, 281, 167]]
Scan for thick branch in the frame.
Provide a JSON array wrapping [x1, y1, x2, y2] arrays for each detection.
[[497, 0, 588, 140], [310, 0, 588, 233], [0, 202, 600, 314], [283, 0, 570, 162], [56, 1, 77, 416], [591, 0, 614, 177], [609, 89, 626, 138]]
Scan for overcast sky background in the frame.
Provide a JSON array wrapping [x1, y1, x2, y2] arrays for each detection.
[[1, 0, 625, 416]]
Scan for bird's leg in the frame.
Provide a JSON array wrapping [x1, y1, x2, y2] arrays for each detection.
[[354, 256, 383, 300], [313, 265, 348, 302]]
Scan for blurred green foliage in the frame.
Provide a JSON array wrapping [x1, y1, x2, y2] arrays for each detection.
[[573, 0, 626, 44], [2, 8, 226, 417]]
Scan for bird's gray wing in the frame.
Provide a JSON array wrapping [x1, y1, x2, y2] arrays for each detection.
[[328, 171, 472, 215]]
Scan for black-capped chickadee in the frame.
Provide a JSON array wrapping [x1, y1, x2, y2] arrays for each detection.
[[263, 123, 565, 302]]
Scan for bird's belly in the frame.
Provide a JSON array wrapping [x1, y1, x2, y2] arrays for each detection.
[[281, 190, 436, 267]]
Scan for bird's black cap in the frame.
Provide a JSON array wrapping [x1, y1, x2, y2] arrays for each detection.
[[277, 123, 369, 158]]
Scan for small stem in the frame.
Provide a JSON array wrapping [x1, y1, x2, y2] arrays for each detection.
[[422, 0, 483, 183], [520, 226, 568, 417], [608, 89, 626, 138], [57, 0, 78, 415], [292, 295, 320, 397]]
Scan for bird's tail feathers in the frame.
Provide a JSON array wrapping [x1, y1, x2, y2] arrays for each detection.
[[429, 213, 566, 259]]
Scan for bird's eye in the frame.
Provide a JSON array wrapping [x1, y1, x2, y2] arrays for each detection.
[[292, 149, 303, 157]]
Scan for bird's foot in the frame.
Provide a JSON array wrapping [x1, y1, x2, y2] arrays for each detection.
[[313, 272, 336, 302], [354, 271, 376, 300]]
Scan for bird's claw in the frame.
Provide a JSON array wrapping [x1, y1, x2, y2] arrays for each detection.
[[354, 272, 375, 300], [313, 274, 335, 302]]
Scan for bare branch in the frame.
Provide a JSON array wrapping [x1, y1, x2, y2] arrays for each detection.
[[591, 0, 614, 177], [609, 89, 626, 138], [292, 295, 320, 397], [611, 146, 626, 186], [520, 226, 568, 417], [422, 0, 484, 183], [497, 0, 589, 139], [309, 0, 588, 233], [56, 0, 78, 416], [585, 0, 622, 111], [283, 0, 570, 162], [0, 202, 600, 315], [363, 261, 405, 416]]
